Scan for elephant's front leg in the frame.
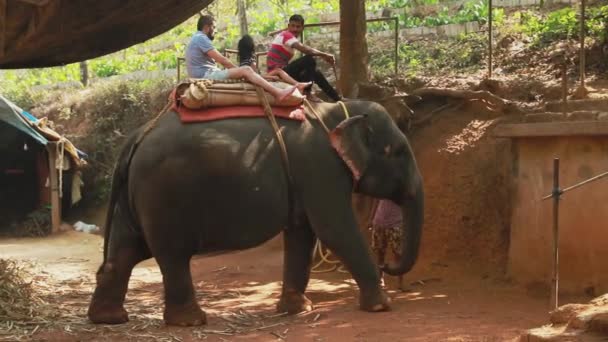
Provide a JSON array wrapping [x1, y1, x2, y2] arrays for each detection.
[[277, 217, 316, 314], [306, 197, 390, 312]]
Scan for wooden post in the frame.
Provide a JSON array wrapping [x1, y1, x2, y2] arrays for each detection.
[[47, 142, 61, 233], [488, 0, 493, 79], [574, 0, 588, 98], [394, 17, 399, 75], [0, 0, 6, 58]]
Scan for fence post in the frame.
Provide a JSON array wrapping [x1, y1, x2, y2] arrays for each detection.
[[551, 158, 561, 310], [575, 0, 588, 97], [394, 17, 399, 75], [47, 142, 61, 234], [488, 0, 493, 79]]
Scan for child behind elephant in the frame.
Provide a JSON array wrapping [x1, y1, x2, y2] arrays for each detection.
[[369, 199, 405, 291]]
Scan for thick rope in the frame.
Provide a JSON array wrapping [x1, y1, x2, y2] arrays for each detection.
[[135, 99, 174, 146], [253, 85, 297, 234], [310, 101, 352, 274], [311, 241, 348, 273], [303, 99, 330, 133]]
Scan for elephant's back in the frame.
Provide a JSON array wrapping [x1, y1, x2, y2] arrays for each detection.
[[127, 111, 290, 249]]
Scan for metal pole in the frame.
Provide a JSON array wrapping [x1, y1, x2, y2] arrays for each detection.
[[579, 0, 586, 90], [561, 60, 568, 114], [394, 17, 399, 75], [551, 158, 561, 310], [488, 0, 493, 78]]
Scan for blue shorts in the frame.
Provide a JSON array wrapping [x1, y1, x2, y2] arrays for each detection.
[[204, 69, 230, 80]]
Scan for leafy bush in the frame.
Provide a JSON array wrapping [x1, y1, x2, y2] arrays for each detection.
[[517, 5, 608, 45]]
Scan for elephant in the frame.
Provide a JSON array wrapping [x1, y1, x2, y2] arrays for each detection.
[[87, 99, 424, 326]]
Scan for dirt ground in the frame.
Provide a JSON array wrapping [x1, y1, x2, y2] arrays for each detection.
[[1, 230, 554, 342]]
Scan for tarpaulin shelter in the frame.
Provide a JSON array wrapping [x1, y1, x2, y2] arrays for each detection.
[[0, 0, 213, 68], [0, 0, 214, 231], [0, 94, 85, 232]]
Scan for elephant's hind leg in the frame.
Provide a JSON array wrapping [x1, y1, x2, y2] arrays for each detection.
[[157, 255, 206, 326], [88, 238, 150, 324], [277, 219, 316, 314]]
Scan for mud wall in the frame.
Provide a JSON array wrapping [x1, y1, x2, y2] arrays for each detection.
[[508, 135, 608, 295]]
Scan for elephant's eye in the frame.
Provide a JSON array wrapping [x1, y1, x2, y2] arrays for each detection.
[[383, 145, 391, 156]]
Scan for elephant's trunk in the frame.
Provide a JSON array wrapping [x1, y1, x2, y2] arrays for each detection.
[[381, 174, 424, 276]]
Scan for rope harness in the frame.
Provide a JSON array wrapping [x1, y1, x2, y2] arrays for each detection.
[[253, 85, 297, 232], [310, 100, 350, 273]]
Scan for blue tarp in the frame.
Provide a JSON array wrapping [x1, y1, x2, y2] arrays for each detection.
[[0, 95, 48, 145], [0, 95, 88, 159]]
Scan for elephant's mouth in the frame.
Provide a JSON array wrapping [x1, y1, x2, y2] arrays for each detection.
[[381, 182, 424, 277]]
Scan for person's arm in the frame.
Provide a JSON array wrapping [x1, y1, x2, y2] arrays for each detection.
[[206, 49, 237, 69], [291, 41, 335, 65]]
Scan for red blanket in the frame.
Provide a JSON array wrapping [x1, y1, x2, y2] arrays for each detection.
[[174, 103, 305, 123]]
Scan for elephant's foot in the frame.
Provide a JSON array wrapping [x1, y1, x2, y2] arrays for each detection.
[[359, 288, 391, 312], [88, 299, 129, 324], [277, 290, 313, 314], [164, 301, 206, 326]]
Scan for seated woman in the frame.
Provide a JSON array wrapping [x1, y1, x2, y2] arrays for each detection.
[[237, 35, 311, 94]]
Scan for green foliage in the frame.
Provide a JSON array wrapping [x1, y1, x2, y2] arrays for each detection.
[[515, 5, 608, 46], [369, 32, 487, 78]]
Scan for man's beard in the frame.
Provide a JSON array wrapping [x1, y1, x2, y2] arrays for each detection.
[[208, 32, 215, 41]]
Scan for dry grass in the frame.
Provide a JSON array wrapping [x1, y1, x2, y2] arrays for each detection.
[[0, 258, 316, 341], [0, 259, 56, 341]]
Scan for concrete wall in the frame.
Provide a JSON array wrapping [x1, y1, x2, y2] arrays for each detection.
[[508, 135, 608, 295]]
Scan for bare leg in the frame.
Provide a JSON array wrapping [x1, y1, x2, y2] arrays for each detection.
[[227, 66, 297, 102], [371, 227, 387, 289], [268, 69, 312, 93]]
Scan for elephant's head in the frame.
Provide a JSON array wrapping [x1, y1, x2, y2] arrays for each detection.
[[329, 101, 424, 276]]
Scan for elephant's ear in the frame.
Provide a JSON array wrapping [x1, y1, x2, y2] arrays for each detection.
[[329, 116, 370, 183]]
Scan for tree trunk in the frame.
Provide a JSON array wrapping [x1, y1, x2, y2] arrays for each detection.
[[339, 0, 369, 98], [80, 61, 88, 86], [237, 0, 248, 36]]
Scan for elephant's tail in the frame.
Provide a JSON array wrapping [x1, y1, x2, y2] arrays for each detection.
[[102, 131, 141, 262]]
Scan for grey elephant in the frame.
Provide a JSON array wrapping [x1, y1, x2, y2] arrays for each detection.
[[88, 100, 424, 326]]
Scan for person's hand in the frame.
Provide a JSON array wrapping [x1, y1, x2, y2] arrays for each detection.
[[322, 53, 335, 65]]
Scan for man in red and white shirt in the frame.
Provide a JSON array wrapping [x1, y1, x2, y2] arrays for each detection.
[[267, 14, 342, 102]]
